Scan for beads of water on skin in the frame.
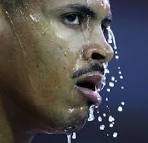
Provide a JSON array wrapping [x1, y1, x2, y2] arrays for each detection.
[[72, 132, 76, 140], [64, 52, 67, 56], [117, 106, 123, 112], [99, 125, 105, 130], [29, 14, 40, 23], [113, 132, 118, 138]]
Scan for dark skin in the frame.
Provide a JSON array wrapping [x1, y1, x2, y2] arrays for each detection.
[[0, 0, 113, 143]]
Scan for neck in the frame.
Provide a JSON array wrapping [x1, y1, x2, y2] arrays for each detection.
[[0, 91, 35, 143]]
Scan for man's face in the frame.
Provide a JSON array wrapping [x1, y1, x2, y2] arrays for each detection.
[[0, 0, 113, 133]]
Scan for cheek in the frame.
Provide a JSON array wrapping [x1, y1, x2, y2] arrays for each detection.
[[6, 15, 81, 98], [15, 31, 73, 97]]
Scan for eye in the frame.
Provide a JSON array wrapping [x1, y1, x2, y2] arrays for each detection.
[[61, 13, 85, 26]]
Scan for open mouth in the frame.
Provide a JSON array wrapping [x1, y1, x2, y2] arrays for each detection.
[[74, 72, 103, 105], [76, 79, 97, 91]]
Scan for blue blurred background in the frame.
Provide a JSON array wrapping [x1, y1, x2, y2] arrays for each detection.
[[32, 0, 148, 143]]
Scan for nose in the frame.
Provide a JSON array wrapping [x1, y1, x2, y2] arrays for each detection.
[[81, 29, 114, 63], [82, 43, 114, 64]]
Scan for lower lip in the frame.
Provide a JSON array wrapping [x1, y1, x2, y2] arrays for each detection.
[[75, 86, 102, 105]]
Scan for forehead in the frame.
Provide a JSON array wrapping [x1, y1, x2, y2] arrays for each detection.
[[41, 0, 110, 10], [38, 0, 111, 18]]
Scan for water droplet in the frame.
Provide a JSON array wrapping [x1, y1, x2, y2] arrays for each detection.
[[109, 82, 114, 88], [118, 71, 122, 75], [72, 132, 76, 139], [105, 68, 110, 74], [67, 134, 72, 143], [99, 125, 105, 130], [103, 113, 106, 117], [29, 14, 40, 23], [95, 105, 99, 109], [115, 80, 118, 83], [64, 52, 67, 56], [107, 88, 111, 92], [109, 123, 114, 128], [121, 86, 125, 90], [115, 55, 119, 60], [113, 132, 118, 138], [115, 51, 118, 54], [120, 75, 123, 79], [121, 102, 125, 106], [106, 97, 109, 101], [98, 116, 102, 122], [118, 67, 121, 70], [111, 76, 115, 81], [108, 116, 115, 122], [118, 106, 123, 112], [88, 105, 95, 121], [107, 26, 117, 50]]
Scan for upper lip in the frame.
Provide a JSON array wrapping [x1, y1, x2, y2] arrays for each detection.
[[72, 63, 105, 89], [72, 63, 104, 79]]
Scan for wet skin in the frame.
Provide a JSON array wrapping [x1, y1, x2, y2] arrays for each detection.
[[0, 0, 113, 134]]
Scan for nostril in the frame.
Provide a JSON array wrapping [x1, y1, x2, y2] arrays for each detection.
[[91, 52, 105, 60]]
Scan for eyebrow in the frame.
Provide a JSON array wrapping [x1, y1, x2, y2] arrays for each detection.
[[53, 4, 112, 23], [55, 4, 96, 18], [67, 4, 96, 17]]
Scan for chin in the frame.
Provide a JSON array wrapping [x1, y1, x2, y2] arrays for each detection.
[[42, 106, 89, 134]]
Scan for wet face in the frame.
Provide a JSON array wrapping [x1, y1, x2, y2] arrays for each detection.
[[0, 0, 113, 133]]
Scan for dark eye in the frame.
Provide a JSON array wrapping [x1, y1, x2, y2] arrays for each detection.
[[61, 13, 84, 26]]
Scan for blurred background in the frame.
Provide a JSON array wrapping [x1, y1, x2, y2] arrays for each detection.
[[32, 0, 148, 143]]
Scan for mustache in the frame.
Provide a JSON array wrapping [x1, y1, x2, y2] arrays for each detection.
[[72, 63, 105, 79]]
